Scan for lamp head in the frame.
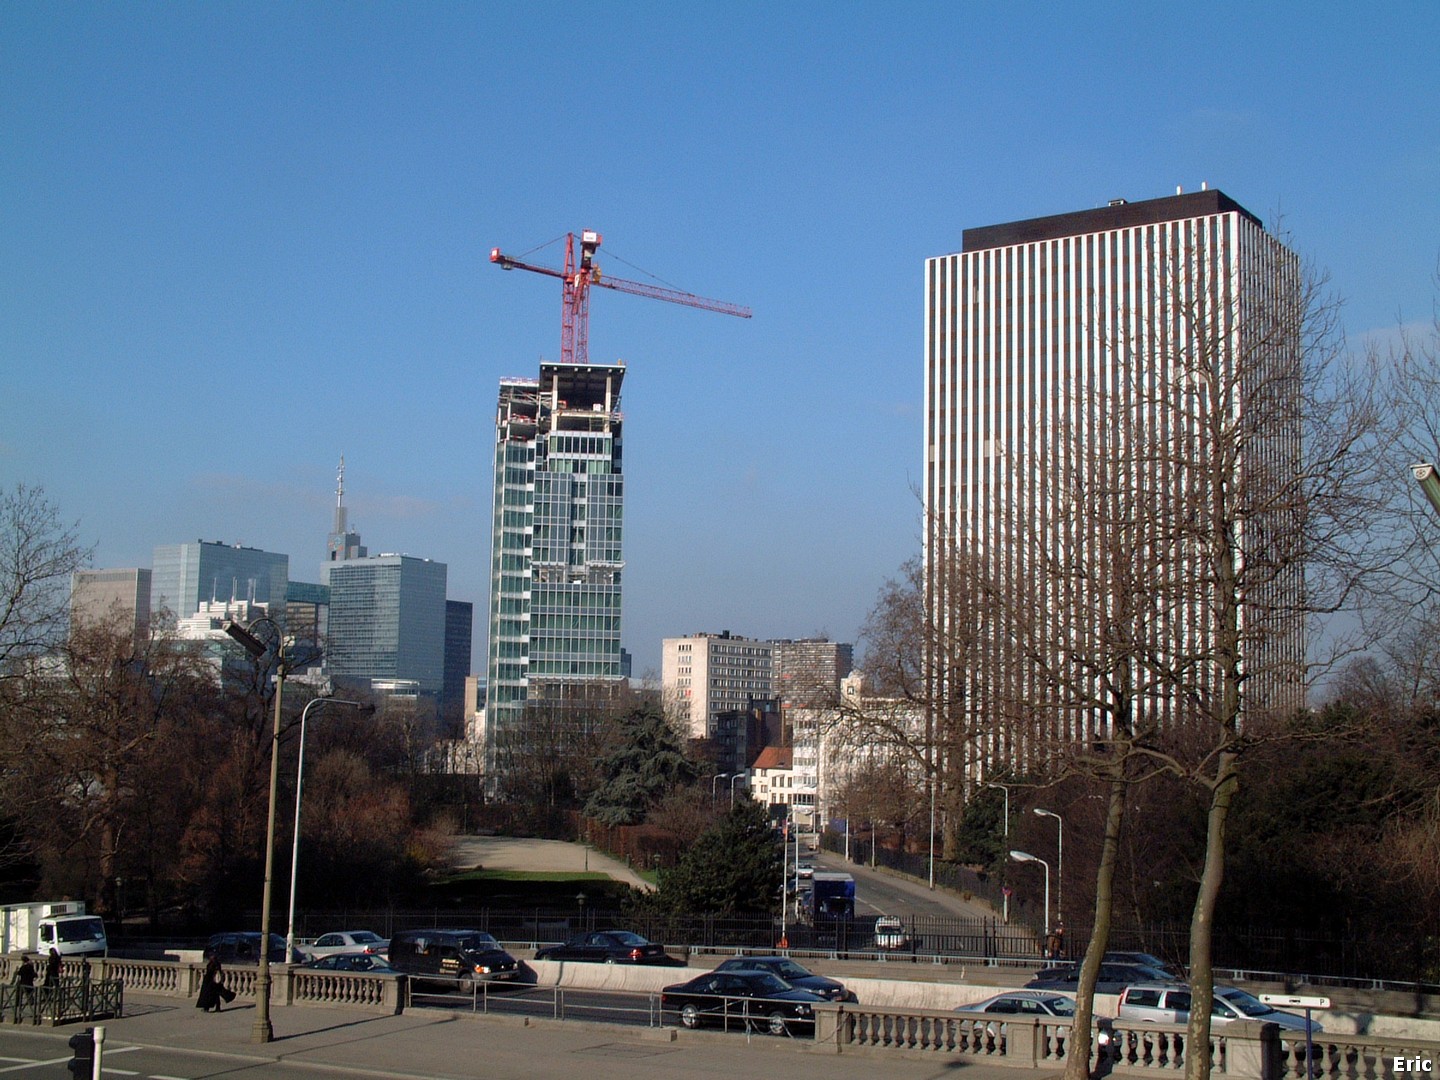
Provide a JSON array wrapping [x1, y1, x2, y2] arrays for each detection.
[[222, 619, 268, 659]]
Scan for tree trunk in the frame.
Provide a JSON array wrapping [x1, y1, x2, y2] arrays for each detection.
[[1185, 749, 1239, 1080], [1062, 769, 1127, 1080]]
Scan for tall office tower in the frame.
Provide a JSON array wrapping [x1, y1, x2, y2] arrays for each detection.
[[326, 457, 367, 563], [150, 541, 289, 624], [925, 189, 1304, 779], [70, 568, 151, 637], [661, 631, 775, 740], [325, 554, 447, 695], [442, 599, 474, 731], [485, 362, 627, 762], [770, 638, 854, 713]]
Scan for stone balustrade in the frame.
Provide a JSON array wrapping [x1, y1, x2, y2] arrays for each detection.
[[813, 1004, 1440, 1080], [0, 956, 404, 1017]]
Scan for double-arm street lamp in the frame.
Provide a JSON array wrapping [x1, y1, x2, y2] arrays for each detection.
[[285, 696, 366, 962], [1009, 848, 1051, 940], [1032, 807, 1064, 922], [222, 617, 288, 1044], [711, 773, 731, 804]]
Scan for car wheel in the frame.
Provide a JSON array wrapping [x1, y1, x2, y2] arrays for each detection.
[[604, 956, 616, 965], [680, 1004, 700, 1029], [457, 972, 475, 993], [767, 1011, 791, 1037]]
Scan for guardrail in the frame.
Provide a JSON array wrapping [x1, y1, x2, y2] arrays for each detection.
[[0, 977, 122, 1026]]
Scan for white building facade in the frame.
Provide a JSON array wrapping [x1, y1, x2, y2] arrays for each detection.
[[924, 189, 1305, 781]]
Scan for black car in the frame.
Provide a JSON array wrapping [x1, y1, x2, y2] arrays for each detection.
[[387, 929, 519, 989], [661, 969, 824, 1036], [1025, 961, 1174, 994], [203, 932, 303, 965], [302, 953, 397, 974], [713, 955, 856, 1002], [1103, 951, 1180, 978], [534, 930, 672, 964]]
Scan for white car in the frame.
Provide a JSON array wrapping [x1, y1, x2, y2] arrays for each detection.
[[304, 930, 389, 960]]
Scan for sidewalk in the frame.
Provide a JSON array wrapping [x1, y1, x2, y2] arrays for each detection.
[[23, 993, 1065, 1080]]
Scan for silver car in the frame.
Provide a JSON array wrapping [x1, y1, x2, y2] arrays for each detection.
[[1118, 983, 1323, 1033]]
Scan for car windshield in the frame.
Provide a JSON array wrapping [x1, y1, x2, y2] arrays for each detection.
[[57, 918, 105, 943], [608, 931, 645, 945], [1041, 996, 1075, 1015], [350, 932, 382, 944], [1217, 988, 1274, 1017], [747, 973, 790, 994], [460, 934, 501, 950], [770, 960, 808, 979]]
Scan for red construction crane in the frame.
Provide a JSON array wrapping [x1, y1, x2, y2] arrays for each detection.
[[490, 230, 751, 366]]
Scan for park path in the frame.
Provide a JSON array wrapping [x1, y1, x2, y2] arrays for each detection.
[[451, 834, 655, 891]]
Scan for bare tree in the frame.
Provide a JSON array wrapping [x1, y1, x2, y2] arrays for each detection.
[[0, 483, 91, 678]]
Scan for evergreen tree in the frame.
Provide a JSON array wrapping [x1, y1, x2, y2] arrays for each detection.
[[655, 798, 781, 915], [583, 704, 697, 826]]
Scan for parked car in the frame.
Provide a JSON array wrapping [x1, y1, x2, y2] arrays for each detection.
[[534, 930, 673, 964], [713, 955, 857, 1002], [387, 928, 518, 989], [304, 930, 389, 960], [661, 969, 825, 1036], [1118, 983, 1323, 1033], [958, 990, 1114, 1050], [1025, 961, 1173, 994], [962, 990, 1080, 1018], [303, 952, 397, 974], [203, 932, 304, 965], [1103, 951, 1179, 978]]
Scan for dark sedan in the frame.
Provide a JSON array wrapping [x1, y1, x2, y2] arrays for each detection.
[[662, 969, 824, 1036], [534, 930, 673, 964], [203, 932, 304, 965], [302, 953, 397, 973], [713, 955, 856, 1002], [1025, 961, 1174, 994]]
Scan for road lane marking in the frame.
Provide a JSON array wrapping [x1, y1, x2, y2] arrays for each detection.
[[0, 1056, 73, 1073]]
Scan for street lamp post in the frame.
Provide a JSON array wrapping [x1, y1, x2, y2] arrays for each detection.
[[986, 782, 1009, 837], [1033, 807, 1064, 922], [729, 772, 746, 807], [711, 772, 731, 804], [285, 697, 364, 962], [1009, 849, 1051, 941], [222, 617, 287, 1045]]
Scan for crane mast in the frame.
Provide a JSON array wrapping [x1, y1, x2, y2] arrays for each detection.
[[490, 230, 750, 365]]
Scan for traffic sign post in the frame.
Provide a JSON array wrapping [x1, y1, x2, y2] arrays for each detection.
[[1261, 995, 1328, 1075]]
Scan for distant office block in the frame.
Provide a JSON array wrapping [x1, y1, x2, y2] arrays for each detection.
[[70, 568, 151, 637], [325, 554, 447, 695], [150, 541, 289, 623], [443, 599, 474, 730], [662, 631, 775, 741]]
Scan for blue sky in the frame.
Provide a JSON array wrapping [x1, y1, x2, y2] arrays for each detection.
[[4, 2, 1438, 677]]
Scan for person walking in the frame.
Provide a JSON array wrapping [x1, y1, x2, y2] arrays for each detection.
[[44, 948, 62, 986], [10, 954, 37, 1019], [196, 954, 234, 1012]]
